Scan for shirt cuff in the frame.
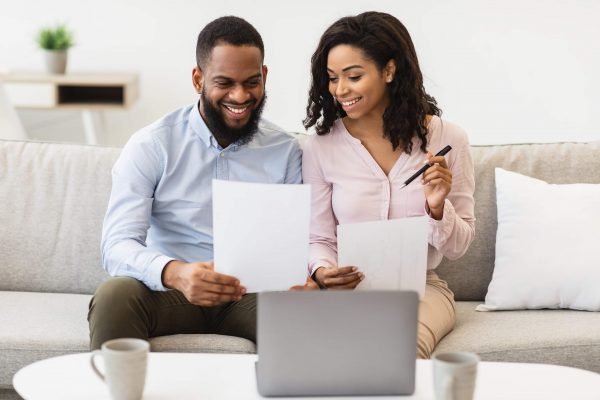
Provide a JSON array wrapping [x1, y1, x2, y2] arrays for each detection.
[[428, 199, 456, 248], [143, 255, 176, 291], [309, 260, 335, 277]]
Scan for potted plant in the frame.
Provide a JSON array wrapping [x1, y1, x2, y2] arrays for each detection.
[[36, 24, 74, 74]]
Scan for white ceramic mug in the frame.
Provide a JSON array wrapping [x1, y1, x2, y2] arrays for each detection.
[[90, 338, 150, 400], [432, 351, 479, 400]]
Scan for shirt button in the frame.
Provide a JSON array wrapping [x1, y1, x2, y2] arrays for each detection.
[[220, 153, 225, 158]]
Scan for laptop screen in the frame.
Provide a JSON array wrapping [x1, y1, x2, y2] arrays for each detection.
[[256, 290, 419, 397]]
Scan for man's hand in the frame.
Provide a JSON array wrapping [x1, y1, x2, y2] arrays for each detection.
[[314, 266, 363, 289], [289, 276, 319, 291], [162, 260, 245, 306]]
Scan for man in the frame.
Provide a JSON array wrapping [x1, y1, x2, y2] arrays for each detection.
[[88, 16, 311, 350]]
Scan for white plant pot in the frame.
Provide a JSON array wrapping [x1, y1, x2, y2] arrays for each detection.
[[44, 50, 68, 74]]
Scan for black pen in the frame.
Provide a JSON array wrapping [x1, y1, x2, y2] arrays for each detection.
[[399, 145, 452, 189]]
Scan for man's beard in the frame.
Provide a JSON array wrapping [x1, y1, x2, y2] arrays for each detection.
[[200, 90, 266, 147]]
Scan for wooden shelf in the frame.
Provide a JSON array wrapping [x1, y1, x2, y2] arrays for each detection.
[[0, 72, 138, 110], [0, 72, 139, 144]]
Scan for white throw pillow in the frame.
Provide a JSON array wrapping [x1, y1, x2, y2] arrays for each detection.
[[477, 168, 600, 311]]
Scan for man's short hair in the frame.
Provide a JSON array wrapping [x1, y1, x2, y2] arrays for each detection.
[[196, 16, 265, 68]]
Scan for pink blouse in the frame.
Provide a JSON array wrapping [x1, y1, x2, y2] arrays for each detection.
[[302, 116, 476, 275]]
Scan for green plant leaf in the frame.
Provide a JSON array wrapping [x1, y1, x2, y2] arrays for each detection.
[[37, 24, 74, 50]]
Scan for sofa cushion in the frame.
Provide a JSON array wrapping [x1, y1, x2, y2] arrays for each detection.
[[479, 168, 600, 311], [436, 142, 600, 301], [0, 389, 21, 400], [149, 334, 255, 353], [0, 139, 120, 294], [435, 302, 600, 373], [0, 291, 256, 388], [0, 291, 91, 389]]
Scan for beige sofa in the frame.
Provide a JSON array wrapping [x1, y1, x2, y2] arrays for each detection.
[[1, 137, 599, 397], [435, 141, 600, 371]]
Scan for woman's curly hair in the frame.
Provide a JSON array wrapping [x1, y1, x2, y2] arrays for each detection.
[[303, 11, 441, 154]]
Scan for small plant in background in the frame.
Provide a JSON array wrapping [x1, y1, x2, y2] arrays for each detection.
[[36, 23, 75, 74], [37, 24, 75, 50]]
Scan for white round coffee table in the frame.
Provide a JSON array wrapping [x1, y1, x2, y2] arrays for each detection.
[[13, 352, 600, 399]]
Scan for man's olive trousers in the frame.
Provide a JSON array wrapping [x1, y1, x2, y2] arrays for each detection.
[[87, 277, 256, 350]]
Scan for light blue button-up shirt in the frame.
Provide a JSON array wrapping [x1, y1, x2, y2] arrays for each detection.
[[101, 103, 302, 291]]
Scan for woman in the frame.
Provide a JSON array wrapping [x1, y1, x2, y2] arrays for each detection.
[[302, 11, 475, 358]]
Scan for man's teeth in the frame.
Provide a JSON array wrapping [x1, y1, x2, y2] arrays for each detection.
[[341, 98, 361, 106], [224, 105, 248, 114]]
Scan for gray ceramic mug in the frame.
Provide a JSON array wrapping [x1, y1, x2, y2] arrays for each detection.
[[90, 338, 150, 400], [432, 351, 479, 400]]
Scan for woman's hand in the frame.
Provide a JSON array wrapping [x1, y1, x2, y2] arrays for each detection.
[[313, 266, 363, 289], [422, 151, 452, 220], [289, 276, 320, 291]]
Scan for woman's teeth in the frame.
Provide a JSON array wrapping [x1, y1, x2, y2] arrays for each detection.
[[341, 97, 361, 106]]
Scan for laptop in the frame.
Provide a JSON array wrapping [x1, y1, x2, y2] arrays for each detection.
[[256, 290, 419, 397]]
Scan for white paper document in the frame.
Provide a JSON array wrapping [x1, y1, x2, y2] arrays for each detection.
[[337, 216, 428, 299], [212, 179, 310, 292]]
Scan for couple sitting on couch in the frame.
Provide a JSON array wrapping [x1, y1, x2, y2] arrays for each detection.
[[88, 12, 475, 360]]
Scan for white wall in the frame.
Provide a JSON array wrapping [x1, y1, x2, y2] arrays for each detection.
[[1, 0, 599, 146]]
